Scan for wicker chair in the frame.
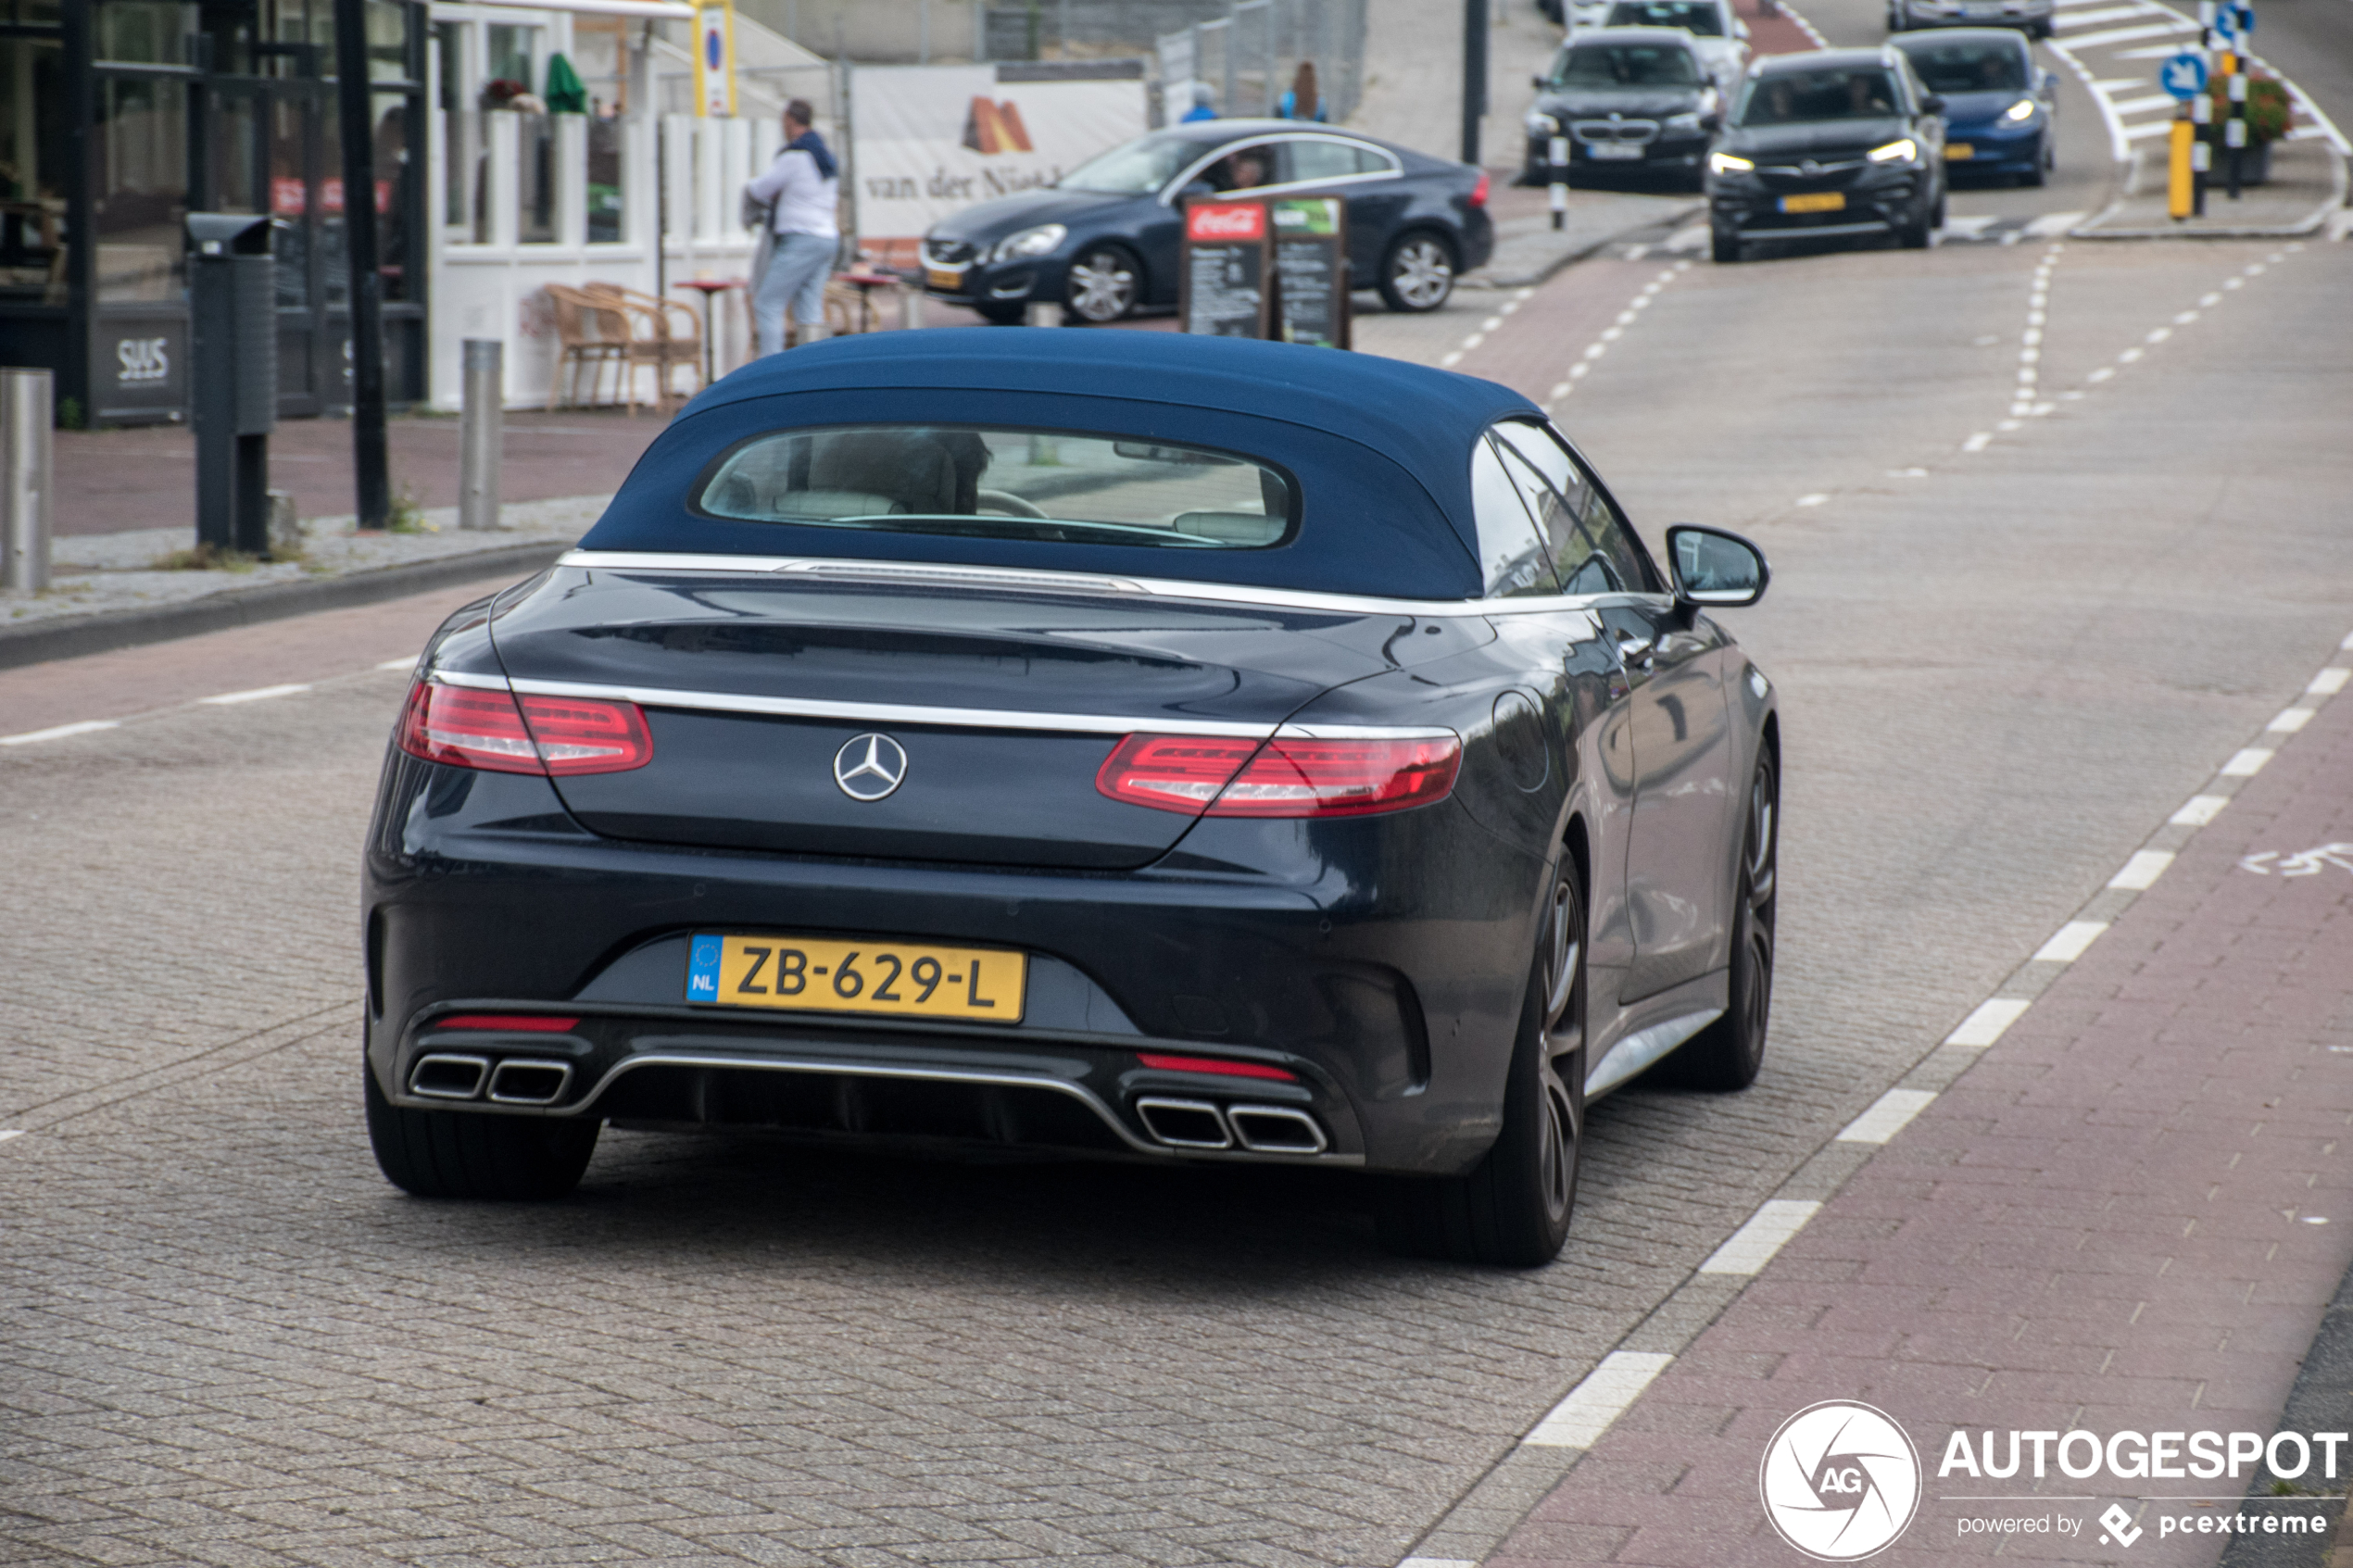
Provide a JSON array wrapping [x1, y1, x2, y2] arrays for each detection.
[[541, 283, 630, 411], [582, 282, 702, 413]]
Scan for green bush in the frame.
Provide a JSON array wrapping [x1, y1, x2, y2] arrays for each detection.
[[2205, 73, 2292, 144]]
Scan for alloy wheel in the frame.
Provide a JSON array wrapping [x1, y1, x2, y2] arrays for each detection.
[[1066, 248, 1139, 322], [1386, 237, 1455, 311]]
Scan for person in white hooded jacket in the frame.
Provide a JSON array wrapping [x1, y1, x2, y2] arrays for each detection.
[[744, 99, 840, 354]]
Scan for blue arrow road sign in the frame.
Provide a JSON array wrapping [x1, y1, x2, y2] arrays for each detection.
[[2161, 51, 2208, 99]]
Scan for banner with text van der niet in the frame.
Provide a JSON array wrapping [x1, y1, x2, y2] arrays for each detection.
[[850, 67, 1149, 245]]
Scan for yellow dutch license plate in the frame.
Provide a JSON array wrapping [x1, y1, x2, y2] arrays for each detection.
[[1945, 143, 1976, 160], [925, 266, 963, 291], [1779, 192, 1846, 214], [687, 933, 1026, 1022]]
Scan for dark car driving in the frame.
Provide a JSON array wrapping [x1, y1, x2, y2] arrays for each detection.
[[361, 330, 1780, 1269], [1524, 29, 1723, 193], [1892, 29, 2056, 185], [1706, 47, 1948, 262], [920, 120, 1493, 321]]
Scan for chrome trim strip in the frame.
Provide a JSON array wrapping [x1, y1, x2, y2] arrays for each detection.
[[428, 669, 513, 693], [1584, 1009, 1722, 1098], [556, 549, 1623, 624]]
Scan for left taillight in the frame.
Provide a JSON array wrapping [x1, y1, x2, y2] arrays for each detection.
[[1096, 732, 1460, 819], [1469, 170, 1491, 208], [397, 680, 653, 776]]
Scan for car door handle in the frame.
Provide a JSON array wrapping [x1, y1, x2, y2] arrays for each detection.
[[1616, 634, 1655, 668]]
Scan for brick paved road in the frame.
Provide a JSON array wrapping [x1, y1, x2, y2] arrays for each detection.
[[4, 223, 2350, 1566]]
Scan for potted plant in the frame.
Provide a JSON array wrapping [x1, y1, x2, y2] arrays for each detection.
[[2200, 71, 2291, 184]]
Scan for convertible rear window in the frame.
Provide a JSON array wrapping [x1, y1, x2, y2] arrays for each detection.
[[693, 424, 1298, 550]]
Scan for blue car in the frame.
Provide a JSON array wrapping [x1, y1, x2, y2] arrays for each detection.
[[1893, 29, 2057, 185], [360, 331, 1778, 1267], [919, 120, 1493, 321]]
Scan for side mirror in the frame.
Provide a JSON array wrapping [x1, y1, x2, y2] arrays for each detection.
[[2039, 69, 2057, 94], [1701, 111, 1721, 132], [1534, 73, 1549, 88], [1921, 93, 1947, 114], [1734, 19, 1751, 38], [1666, 523, 1769, 608]]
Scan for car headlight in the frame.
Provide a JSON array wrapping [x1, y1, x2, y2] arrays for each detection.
[[1666, 111, 1703, 132], [2004, 97, 2037, 122], [1867, 137, 1919, 163], [1709, 151, 1755, 174], [1527, 110, 1559, 135], [992, 223, 1066, 261]]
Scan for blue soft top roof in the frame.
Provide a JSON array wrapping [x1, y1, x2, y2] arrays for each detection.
[[577, 329, 1542, 601]]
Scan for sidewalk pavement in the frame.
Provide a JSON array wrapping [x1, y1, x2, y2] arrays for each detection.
[[2080, 138, 2348, 239], [1476, 629, 2353, 1564]]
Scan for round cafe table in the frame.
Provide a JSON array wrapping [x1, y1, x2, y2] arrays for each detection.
[[835, 269, 906, 333], [673, 277, 746, 387]]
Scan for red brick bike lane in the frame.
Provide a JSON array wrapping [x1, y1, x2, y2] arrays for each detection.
[[1491, 643, 2353, 1566]]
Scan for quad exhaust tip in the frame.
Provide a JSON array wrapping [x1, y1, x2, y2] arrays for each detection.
[[1134, 1097, 1329, 1155], [407, 1054, 572, 1106]]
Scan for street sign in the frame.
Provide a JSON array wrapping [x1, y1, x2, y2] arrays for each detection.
[[2160, 50, 2208, 99], [693, 0, 735, 118]]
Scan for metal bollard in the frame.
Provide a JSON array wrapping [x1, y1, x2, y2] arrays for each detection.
[[901, 282, 925, 332], [459, 339, 502, 532], [1548, 125, 1571, 232], [2, 367, 52, 595], [1025, 300, 1064, 328]]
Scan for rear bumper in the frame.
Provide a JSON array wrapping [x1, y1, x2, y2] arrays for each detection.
[[364, 758, 1547, 1176]]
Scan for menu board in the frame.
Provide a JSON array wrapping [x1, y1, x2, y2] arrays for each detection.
[[1179, 199, 1270, 338], [1271, 197, 1350, 351]]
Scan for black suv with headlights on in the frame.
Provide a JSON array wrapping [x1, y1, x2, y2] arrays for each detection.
[[1705, 47, 1946, 262], [1524, 29, 1722, 192]]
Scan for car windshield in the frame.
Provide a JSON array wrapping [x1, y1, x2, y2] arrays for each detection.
[[1736, 68, 1902, 123], [1604, 1, 1724, 36], [1899, 40, 2028, 93], [695, 425, 1297, 550], [1058, 133, 1202, 194], [1550, 42, 1703, 86]]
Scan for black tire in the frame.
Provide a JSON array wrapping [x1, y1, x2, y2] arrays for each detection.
[[973, 299, 1027, 325], [1898, 198, 1933, 249], [1664, 747, 1777, 1090], [1378, 856, 1586, 1267], [365, 1067, 599, 1199], [1064, 244, 1141, 323], [1931, 188, 1947, 228], [1377, 231, 1458, 313], [1711, 224, 1743, 264]]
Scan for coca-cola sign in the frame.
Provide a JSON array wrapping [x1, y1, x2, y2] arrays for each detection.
[[1187, 202, 1265, 242]]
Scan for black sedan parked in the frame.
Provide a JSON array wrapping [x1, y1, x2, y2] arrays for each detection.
[[362, 330, 1778, 1268], [1524, 29, 1724, 193], [1707, 46, 1947, 261], [919, 120, 1493, 321]]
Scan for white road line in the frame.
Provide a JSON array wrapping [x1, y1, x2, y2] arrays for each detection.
[[2034, 920, 2110, 963], [2221, 746, 2274, 776], [2023, 211, 2088, 235], [1942, 215, 1998, 239], [0, 719, 121, 746], [2122, 119, 2178, 140], [2342, 632, 2353, 650], [2170, 796, 2228, 827], [2309, 668, 2351, 696], [199, 683, 311, 706], [2064, 19, 2196, 46], [2111, 848, 2177, 887], [1963, 432, 1993, 452], [2057, 4, 2159, 26], [1947, 997, 2032, 1047], [1838, 1088, 1938, 1145], [1795, 494, 1828, 507], [2268, 708, 2315, 734], [378, 656, 421, 671], [0, 1129, 22, 1143], [2107, 94, 2180, 117], [1440, 350, 1465, 368], [1524, 1352, 1675, 1449], [1699, 1200, 1822, 1275], [1400, 1559, 1478, 1568]]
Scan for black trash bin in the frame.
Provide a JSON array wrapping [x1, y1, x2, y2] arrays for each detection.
[[186, 213, 278, 556]]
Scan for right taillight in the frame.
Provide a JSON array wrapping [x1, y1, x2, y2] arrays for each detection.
[[1096, 732, 1460, 819], [397, 680, 652, 776]]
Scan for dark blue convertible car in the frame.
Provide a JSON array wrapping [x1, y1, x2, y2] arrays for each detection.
[[363, 330, 1778, 1266]]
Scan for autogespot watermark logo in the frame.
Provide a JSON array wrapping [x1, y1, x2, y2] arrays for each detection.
[[1760, 1401, 1923, 1561]]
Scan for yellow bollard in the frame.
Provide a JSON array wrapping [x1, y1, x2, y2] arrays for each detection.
[[2169, 117, 2196, 220]]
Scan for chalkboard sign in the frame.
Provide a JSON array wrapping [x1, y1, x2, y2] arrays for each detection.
[[1179, 198, 1270, 338], [1271, 196, 1351, 350]]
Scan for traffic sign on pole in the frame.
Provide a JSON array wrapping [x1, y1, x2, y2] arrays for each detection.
[[2160, 51, 2208, 99]]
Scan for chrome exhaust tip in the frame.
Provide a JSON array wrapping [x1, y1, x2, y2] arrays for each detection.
[[486, 1059, 573, 1106], [409, 1054, 491, 1100], [1227, 1104, 1328, 1154], [1134, 1097, 1233, 1149]]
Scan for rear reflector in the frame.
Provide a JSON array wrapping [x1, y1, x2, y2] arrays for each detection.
[[1137, 1052, 1299, 1083], [398, 681, 652, 776], [1096, 733, 1460, 818], [1470, 170, 1491, 208], [433, 1014, 582, 1033]]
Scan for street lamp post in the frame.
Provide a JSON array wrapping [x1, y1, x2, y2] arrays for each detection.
[[1463, 0, 1489, 166], [333, 0, 392, 531]]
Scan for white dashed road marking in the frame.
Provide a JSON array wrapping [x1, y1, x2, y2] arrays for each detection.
[[1699, 1200, 1823, 1275], [2221, 747, 2274, 776], [1947, 997, 2033, 1047], [1838, 1089, 1939, 1145], [199, 684, 312, 706], [2170, 797, 2228, 827], [2110, 848, 2177, 887], [2034, 921, 2110, 963], [1, 720, 122, 746], [1523, 1352, 1676, 1449]]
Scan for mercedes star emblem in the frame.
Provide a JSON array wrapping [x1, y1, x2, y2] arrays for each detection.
[[1800, 159, 1820, 175], [833, 734, 908, 801]]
